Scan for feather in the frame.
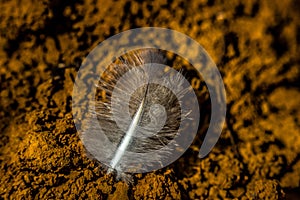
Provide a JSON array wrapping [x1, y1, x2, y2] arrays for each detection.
[[83, 48, 199, 178]]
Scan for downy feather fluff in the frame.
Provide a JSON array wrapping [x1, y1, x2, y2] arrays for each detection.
[[86, 49, 193, 180]]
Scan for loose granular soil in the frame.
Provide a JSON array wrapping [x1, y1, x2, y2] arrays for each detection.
[[0, 0, 299, 199]]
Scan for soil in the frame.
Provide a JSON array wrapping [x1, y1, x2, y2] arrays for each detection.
[[0, 0, 299, 199]]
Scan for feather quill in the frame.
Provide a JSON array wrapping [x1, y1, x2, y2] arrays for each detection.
[[109, 84, 148, 170]]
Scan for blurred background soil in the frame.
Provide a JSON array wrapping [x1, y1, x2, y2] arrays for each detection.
[[0, 0, 299, 199]]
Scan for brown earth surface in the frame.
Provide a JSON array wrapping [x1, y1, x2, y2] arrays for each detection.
[[0, 0, 300, 199]]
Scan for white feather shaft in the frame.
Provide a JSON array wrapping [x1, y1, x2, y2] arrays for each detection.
[[110, 89, 147, 169]]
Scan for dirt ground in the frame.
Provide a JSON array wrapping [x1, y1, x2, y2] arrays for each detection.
[[0, 0, 299, 199]]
